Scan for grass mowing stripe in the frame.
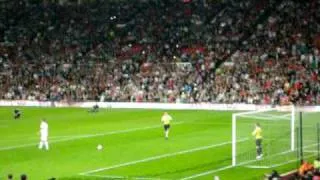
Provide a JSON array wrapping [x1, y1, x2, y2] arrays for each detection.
[[81, 174, 164, 180], [0, 121, 185, 151], [80, 138, 249, 175], [180, 143, 319, 180], [264, 153, 316, 168], [0, 136, 77, 151], [81, 174, 125, 179], [180, 165, 233, 180], [0, 135, 73, 142]]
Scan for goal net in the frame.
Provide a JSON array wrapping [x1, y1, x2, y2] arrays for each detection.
[[232, 105, 297, 168], [296, 110, 320, 161]]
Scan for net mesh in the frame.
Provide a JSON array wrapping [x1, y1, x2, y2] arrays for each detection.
[[235, 110, 295, 168], [298, 112, 320, 159], [233, 107, 320, 168]]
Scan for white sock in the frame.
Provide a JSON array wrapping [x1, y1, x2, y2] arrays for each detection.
[[39, 141, 43, 149], [44, 141, 49, 150], [165, 131, 169, 138]]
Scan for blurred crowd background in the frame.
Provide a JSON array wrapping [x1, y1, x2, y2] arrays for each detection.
[[0, 0, 319, 105]]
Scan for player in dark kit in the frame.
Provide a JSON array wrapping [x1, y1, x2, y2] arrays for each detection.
[[14, 109, 21, 119], [89, 104, 99, 113]]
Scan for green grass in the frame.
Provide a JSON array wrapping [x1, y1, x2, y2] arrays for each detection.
[[0, 107, 318, 180]]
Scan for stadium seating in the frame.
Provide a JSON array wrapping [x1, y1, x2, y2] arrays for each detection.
[[0, 0, 319, 105]]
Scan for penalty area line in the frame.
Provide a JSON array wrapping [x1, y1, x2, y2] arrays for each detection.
[[180, 143, 319, 180], [81, 174, 163, 180], [180, 165, 234, 180], [0, 122, 185, 151], [79, 138, 249, 175]]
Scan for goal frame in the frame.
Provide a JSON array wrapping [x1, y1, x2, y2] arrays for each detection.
[[231, 105, 295, 166]]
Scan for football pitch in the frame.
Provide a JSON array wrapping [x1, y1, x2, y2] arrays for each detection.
[[0, 107, 313, 180]]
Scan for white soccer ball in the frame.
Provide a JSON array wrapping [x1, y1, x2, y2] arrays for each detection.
[[97, 144, 103, 151]]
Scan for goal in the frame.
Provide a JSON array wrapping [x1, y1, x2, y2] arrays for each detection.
[[296, 110, 320, 161], [231, 105, 296, 168]]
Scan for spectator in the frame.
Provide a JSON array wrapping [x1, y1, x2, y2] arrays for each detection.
[[268, 170, 281, 180], [315, 157, 320, 170], [299, 160, 314, 177], [304, 171, 314, 180], [0, 0, 318, 105], [314, 169, 320, 180]]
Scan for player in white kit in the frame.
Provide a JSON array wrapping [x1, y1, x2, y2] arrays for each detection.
[[39, 119, 49, 150]]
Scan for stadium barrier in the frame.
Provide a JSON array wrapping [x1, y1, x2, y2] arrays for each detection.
[[0, 100, 52, 107], [1, 100, 320, 112]]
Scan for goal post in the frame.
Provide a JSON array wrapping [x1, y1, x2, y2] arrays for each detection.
[[231, 105, 296, 167], [297, 110, 320, 161]]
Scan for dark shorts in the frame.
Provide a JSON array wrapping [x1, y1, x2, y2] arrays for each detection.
[[256, 139, 262, 146], [164, 124, 170, 131], [14, 113, 21, 119]]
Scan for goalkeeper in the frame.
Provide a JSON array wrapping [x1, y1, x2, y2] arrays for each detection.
[[252, 123, 263, 159]]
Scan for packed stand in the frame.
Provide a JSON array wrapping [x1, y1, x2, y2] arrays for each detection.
[[0, 0, 319, 104], [214, 0, 320, 105]]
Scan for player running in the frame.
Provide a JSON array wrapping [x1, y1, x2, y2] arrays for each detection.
[[252, 123, 263, 159], [13, 109, 21, 119], [39, 119, 49, 150], [89, 104, 99, 113], [161, 112, 172, 140]]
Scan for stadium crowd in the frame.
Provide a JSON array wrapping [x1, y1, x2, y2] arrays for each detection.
[[0, 0, 319, 105], [298, 159, 320, 180], [266, 158, 320, 180]]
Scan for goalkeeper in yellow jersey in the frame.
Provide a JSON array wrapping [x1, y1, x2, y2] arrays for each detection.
[[161, 112, 172, 139], [252, 123, 263, 159]]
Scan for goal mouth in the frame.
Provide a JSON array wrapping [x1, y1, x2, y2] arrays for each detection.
[[232, 105, 320, 169], [232, 105, 296, 168]]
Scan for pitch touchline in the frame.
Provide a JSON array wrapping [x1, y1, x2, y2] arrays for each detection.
[[0, 122, 185, 151], [79, 138, 249, 175]]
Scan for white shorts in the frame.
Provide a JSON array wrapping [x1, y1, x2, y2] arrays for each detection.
[[41, 138, 47, 142], [40, 133, 48, 141]]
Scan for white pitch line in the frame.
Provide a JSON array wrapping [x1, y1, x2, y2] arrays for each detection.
[[0, 135, 71, 143], [0, 136, 77, 151], [134, 177, 162, 180], [81, 174, 163, 180], [0, 122, 185, 151], [79, 138, 249, 175], [81, 174, 124, 179], [181, 157, 274, 180], [247, 152, 317, 169], [266, 153, 316, 168], [245, 165, 270, 169], [180, 143, 319, 180], [180, 165, 234, 180]]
